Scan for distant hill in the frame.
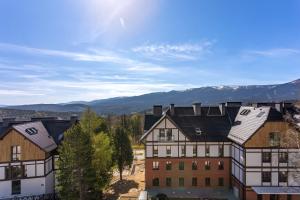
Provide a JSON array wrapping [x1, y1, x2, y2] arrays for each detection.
[[0, 108, 80, 121], [4, 79, 300, 115]]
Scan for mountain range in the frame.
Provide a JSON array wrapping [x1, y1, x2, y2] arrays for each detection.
[[4, 79, 300, 115]]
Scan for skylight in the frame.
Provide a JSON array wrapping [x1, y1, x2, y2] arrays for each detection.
[[195, 128, 203, 135], [25, 127, 38, 135], [256, 111, 265, 118], [240, 109, 251, 116]]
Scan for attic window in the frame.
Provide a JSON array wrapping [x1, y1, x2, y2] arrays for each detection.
[[240, 109, 251, 116], [256, 111, 265, 118], [25, 127, 38, 135], [195, 128, 203, 135]]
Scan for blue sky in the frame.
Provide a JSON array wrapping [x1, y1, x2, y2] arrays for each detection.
[[0, 0, 300, 105]]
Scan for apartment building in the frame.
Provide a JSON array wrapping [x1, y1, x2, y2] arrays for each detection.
[[0, 117, 76, 199], [141, 102, 300, 200]]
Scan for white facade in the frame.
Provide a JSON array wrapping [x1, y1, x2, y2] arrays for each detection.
[[0, 156, 55, 199]]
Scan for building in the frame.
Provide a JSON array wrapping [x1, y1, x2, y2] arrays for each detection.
[[0, 117, 76, 199], [141, 102, 300, 200]]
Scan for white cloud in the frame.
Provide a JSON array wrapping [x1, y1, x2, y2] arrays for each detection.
[[0, 43, 170, 73], [246, 48, 300, 57], [119, 17, 126, 29], [132, 41, 214, 61]]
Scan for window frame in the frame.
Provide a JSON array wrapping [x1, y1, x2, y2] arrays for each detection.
[[218, 177, 224, 186], [152, 178, 159, 186], [205, 161, 211, 170], [152, 161, 159, 170], [279, 152, 288, 163], [166, 177, 172, 187], [278, 171, 288, 183], [11, 146, 21, 161], [205, 177, 211, 186], [179, 177, 184, 187], [192, 177, 197, 186], [192, 161, 197, 170], [179, 161, 184, 170], [218, 161, 224, 170], [166, 161, 172, 171], [262, 152, 271, 163], [262, 171, 271, 183], [11, 180, 21, 195]]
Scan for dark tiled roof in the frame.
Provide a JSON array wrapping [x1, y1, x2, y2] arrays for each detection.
[[170, 115, 232, 142], [42, 120, 76, 144], [144, 115, 161, 131]]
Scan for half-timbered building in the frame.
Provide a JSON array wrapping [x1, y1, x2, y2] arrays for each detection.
[[0, 117, 76, 199], [141, 102, 300, 200]]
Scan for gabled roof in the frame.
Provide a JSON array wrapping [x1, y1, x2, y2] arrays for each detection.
[[142, 105, 241, 142], [12, 122, 57, 152], [170, 115, 232, 142], [228, 106, 270, 145]]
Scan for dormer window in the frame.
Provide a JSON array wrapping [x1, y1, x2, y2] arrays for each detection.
[[195, 128, 202, 135], [240, 109, 251, 116]]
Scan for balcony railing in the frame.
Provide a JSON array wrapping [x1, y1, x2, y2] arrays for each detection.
[[0, 193, 58, 200]]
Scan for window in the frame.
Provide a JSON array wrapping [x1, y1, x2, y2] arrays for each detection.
[[179, 177, 184, 187], [205, 145, 210, 157], [205, 161, 211, 170], [181, 145, 186, 156], [152, 178, 159, 186], [153, 146, 158, 157], [159, 129, 165, 141], [257, 194, 263, 200], [240, 109, 251, 115], [219, 144, 224, 157], [166, 161, 172, 170], [11, 166, 23, 179], [262, 171, 271, 182], [12, 180, 21, 195], [262, 152, 271, 163], [269, 132, 280, 147], [179, 161, 184, 170], [287, 195, 292, 200], [166, 146, 171, 156], [192, 177, 197, 186], [218, 161, 224, 170], [205, 177, 210, 186], [270, 195, 278, 200], [193, 145, 197, 157], [195, 128, 202, 135], [166, 129, 172, 141], [279, 171, 287, 182], [218, 177, 224, 186], [279, 152, 288, 163], [192, 161, 197, 170], [11, 146, 21, 161], [166, 177, 172, 187], [152, 161, 159, 170], [25, 127, 38, 135]]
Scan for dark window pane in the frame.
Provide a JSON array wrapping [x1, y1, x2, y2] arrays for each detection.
[[179, 177, 184, 187], [12, 180, 21, 195], [152, 178, 159, 186], [205, 177, 210, 186], [166, 177, 172, 187], [192, 177, 197, 186], [262, 152, 271, 163], [262, 172, 271, 182], [218, 178, 224, 186], [179, 161, 184, 170]]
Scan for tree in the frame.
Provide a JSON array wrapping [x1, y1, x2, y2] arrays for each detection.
[[112, 126, 133, 180], [92, 132, 114, 193], [56, 124, 97, 200], [80, 107, 108, 135], [81, 108, 114, 195], [129, 114, 143, 144]]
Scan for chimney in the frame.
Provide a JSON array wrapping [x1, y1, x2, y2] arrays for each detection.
[[192, 103, 201, 116], [275, 102, 283, 113], [2, 117, 16, 126], [153, 105, 162, 117], [70, 115, 78, 123], [170, 104, 175, 116], [219, 103, 226, 116]]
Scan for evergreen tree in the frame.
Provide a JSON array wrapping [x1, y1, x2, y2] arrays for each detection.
[[56, 124, 97, 200], [112, 126, 133, 180]]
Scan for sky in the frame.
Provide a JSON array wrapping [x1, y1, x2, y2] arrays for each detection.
[[0, 0, 300, 105]]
